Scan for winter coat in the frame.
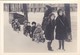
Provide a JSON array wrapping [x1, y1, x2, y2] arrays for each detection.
[[30, 26, 36, 38], [45, 19, 55, 40], [55, 15, 69, 40], [33, 27, 44, 40], [42, 6, 53, 31], [31, 26, 36, 34], [25, 25, 31, 34]]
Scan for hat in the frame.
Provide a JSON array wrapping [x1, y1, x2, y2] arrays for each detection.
[[32, 21, 36, 25]]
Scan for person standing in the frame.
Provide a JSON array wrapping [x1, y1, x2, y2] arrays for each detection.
[[42, 5, 53, 31], [55, 9, 69, 51], [44, 13, 55, 51]]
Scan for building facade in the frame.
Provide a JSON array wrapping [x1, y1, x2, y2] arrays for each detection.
[[4, 4, 77, 12]]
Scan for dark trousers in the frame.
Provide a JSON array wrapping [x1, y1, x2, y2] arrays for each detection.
[[47, 40, 53, 50], [59, 40, 64, 49]]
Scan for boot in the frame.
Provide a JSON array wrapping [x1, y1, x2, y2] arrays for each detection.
[[48, 47, 53, 51], [47, 42, 53, 51]]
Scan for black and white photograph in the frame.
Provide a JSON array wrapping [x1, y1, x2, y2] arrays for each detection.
[[4, 3, 77, 53]]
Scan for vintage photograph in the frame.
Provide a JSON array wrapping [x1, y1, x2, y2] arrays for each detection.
[[4, 3, 77, 53]]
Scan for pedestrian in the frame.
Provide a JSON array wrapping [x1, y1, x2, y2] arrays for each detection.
[[44, 13, 56, 51], [55, 9, 69, 51], [42, 5, 53, 31]]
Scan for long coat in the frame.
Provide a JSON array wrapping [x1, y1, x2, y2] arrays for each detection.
[[42, 6, 53, 31], [55, 15, 69, 40], [45, 19, 55, 40]]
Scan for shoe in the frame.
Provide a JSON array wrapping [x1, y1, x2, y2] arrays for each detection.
[[48, 47, 53, 51], [48, 48, 53, 51], [62, 49, 65, 51], [32, 39, 34, 41]]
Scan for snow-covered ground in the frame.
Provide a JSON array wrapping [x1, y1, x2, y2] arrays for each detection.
[[4, 11, 77, 53]]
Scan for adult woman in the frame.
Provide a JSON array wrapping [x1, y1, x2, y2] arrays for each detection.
[[45, 13, 55, 51], [55, 9, 69, 51], [42, 5, 53, 31]]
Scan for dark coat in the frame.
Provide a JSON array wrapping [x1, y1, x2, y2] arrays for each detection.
[[42, 6, 53, 31], [31, 26, 36, 34], [30, 26, 36, 38], [25, 25, 31, 34], [55, 15, 69, 40], [45, 19, 55, 40]]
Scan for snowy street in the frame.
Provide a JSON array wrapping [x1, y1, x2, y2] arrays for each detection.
[[4, 11, 77, 53]]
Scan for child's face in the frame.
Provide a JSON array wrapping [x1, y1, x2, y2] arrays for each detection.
[[51, 15, 55, 20], [37, 24, 41, 28], [15, 19, 18, 22], [32, 24, 36, 26], [27, 23, 30, 25], [59, 11, 63, 16]]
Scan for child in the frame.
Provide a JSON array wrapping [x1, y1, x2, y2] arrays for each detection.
[[55, 9, 69, 51], [44, 13, 56, 51], [30, 22, 36, 39], [23, 22, 31, 36], [33, 24, 45, 43], [13, 19, 20, 32]]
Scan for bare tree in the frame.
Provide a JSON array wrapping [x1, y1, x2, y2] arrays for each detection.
[[64, 4, 72, 40], [23, 4, 28, 21]]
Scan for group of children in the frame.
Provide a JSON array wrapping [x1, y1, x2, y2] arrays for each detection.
[[11, 19, 45, 43], [23, 20, 45, 43]]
